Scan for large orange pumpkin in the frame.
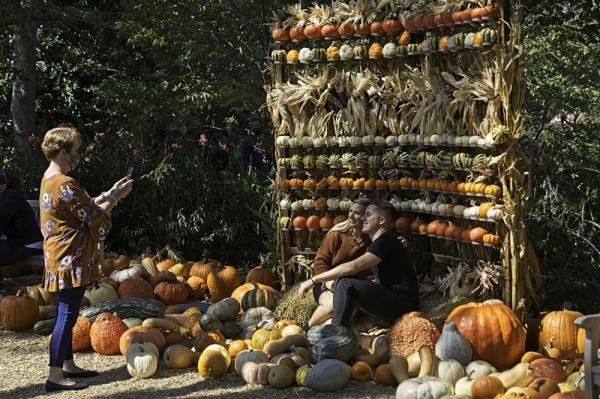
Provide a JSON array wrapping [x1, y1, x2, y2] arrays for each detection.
[[119, 326, 166, 355], [118, 276, 154, 299], [292, 216, 307, 229], [72, 316, 92, 351], [90, 312, 128, 355], [0, 289, 38, 331], [156, 258, 176, 272], [538, 310, 583, 359], [154, 281, 189, 304], [246, 265, 277, 287], [186, 276, 208, 299], [447, 299, 525, 369], [207, 265, 241, 302], [387, 312, 440, 357], [189, 254, 218, 280]]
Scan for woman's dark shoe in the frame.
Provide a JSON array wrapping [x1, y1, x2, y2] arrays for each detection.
[[44, 380, 88, 392], [63, 370, 100, 378]]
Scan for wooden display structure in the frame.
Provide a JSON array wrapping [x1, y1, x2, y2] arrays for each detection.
[[266, 0, 539, 311]]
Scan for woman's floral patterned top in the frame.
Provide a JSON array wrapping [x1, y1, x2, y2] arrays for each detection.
[[40, 174, 111, 292]]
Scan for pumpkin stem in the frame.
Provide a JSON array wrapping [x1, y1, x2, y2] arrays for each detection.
[[16, 287, 29, 297]]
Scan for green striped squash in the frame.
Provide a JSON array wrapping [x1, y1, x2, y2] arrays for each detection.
[[241, 283, 274, 311]]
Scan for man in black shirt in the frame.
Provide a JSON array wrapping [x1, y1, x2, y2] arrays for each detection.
[[0, 171, 43, 266], [298, 200, 419, 327]]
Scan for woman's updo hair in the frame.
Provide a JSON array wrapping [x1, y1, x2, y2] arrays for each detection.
[[41, 126, 81, 160]]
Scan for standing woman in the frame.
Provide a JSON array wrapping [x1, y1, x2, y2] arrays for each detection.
[[40, 126, 132, 392]]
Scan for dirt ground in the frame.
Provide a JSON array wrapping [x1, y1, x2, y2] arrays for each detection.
[[0, 329, 397, 399]]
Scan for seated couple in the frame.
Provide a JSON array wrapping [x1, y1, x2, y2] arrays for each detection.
[[298, 199, 419, 329], [0, 170, 43, 267]]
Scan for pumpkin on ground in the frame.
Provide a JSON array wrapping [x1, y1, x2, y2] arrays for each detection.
[[71, 316, 92, 351], [189, 253, 218, 280], [387, 312, 441, 358], [352, 361, 373, 381], [156, 258, 176, 272], [228, 340, 248, 358], [198, 350, 228, 378], [375, 364, 397, 386], [471, 375, 505, 398], [246, 264, 277, 287], [0, 288, 39, 331], [395, 376, 453, 399], [119, 326, 166, 355], [202, 344, 232, 368], [163, 344, 195, 369], [90, 312, 128, 355], [241, 283, 274, 311], [118, 276, 154, 299], [538, 310, 583, 359], [305, 359, 352, 392], [268, 364, 295, 388], [194, 331, 226, 352], [241, 361, 275, 385], [153, 281, 189, 304], [207, 265, 241, 302], [447, 300, 525, 369], [530, 358, 568, 382], [234, 349, 269, 374], [85, 283, 118, 305], [185, 276, 207, 299], [126, 342, 158, 378]]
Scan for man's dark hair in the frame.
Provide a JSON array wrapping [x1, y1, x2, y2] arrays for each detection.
[[370, 199, 395, 224]]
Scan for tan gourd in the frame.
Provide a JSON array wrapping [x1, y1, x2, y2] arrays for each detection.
[[163, 344, 195, 369], [267, 364, 295, 388], [263, 334, 309, 358], [495, 362, 535, 388], [142, 317, 181, 332], [418, 345, 435, 377], [389, 355, 410, 383]]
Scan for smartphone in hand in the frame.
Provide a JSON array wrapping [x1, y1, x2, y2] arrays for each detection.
[[127, 167, 134, 179]]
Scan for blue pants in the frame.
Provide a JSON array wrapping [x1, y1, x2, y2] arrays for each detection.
[[48, 287, 85, 367], [331, 277, 418, 328]]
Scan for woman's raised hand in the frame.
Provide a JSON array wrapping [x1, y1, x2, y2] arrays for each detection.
[[110, 176, 133, 201]]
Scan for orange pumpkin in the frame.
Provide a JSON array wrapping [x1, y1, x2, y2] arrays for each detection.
[[427, 220, 441, 235], [90, 312, 128, 355], [374, 364, 396, 386], [118, 276, 154, 299], [272, 27, 290, 42], [469, 227, 489, 242], [538, 310, 583, 359], [0, 289, 39, 330], [485, 184, 502, 197], [319, 215, 334, 230], [154, 281, 189, 304], [289, 26, 306, 41], [119, 326, 166, 355], [207, 265, 241, 302], [186, 276, 208, 299], [321, 24, 338, 38], [293, 216, 307, 229], [479, 202, 495, 218], [435, 221, 449, 236], [548, 391, 585, 399], [157, 258, 176, 272], [471, 375, 505, 399], [354, 22, 371, 37], [447, 300, 526, 369], [245, 265, 277, 287], [395, 217, 412, 232], [387, 312, 440, 357], [337, 23, 355, 37], [304, 24, 322, 40], [231, 283, 277, 308], [352, 361, 373, 382], [306, 215, 320, 230], [190, 259, 217, 280], [530, 358, 568, 382], [72, 316, 92, 352], [228, 340, 248, 358], [410, 217, 425, 232], [113, 255, 130, 270], [194, 330, 226, 352]]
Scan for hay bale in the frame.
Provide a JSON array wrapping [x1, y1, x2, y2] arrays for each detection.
[[273, 283, 317, 325]]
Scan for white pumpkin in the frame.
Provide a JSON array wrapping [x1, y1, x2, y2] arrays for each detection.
[[338, 136, 349, 146], [84, 282, 118, 304], [390, 196, 402, 211], [468, 136, 480, 145], [423, 201, 433, 213], [362, 135, 375, 145], [300, 136, 313, 147], [110, 264, 144, 283], [396, 376, 454, 399], [406, 134, 417, 143], [327, 198, 340, 209], [301, 198, 314, 209], [275, 136, 290, 146], [465, 360, 496, 378], [349, 136, 362, 146], [487, 206, 504, 220], [313, 137, 325, 147], [415, 135, 424, 145], [126, 342, 158, 379], [400, 200, 412, 210], [436, 359, 465, 386], [299, 48, 313, 63], [386, 135, 398, 146], [454, 375, 475, 396], [288, 137, 300, 147], [235, 349, 269, 374], [339, 198, 352, 210], [445, 134, 456, 145], [326, 136, 338, 147], [291, 200, 303, 211], [279, 196, 292, 209], [463, 206, 480, 218], [374, 136, 386, 145], [398, 135, 408, 144], [453, 205, 466, 216], [430, 134, 441, 145]]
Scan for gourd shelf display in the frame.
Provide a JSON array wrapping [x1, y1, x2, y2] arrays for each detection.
[[267, 1, 538, 309]]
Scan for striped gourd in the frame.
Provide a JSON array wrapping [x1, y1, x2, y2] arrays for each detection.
[[310, 333, 358, 363], [241, 283, 274, 311], [80, 298, 165, 322], [307, 325, 352, 346]]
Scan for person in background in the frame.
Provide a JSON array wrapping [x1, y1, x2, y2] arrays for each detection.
[[40, 126, 133, 392], [299, 200, 419, 328], [0, 170, 44, 267]]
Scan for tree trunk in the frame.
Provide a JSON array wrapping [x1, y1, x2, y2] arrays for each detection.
[[11, 0, 38, 160]]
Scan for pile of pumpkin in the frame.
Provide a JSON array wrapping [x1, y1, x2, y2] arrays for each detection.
[[0, 254, 591, 398]]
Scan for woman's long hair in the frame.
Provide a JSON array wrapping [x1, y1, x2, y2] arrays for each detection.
[[328, 198, 370, 234]]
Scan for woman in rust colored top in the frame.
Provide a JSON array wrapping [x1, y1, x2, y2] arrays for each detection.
[[40, 126, 132, 392], [309, 198, 371, 327]]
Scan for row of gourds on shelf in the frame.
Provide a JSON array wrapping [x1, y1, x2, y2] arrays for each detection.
[[278, 148, 502, 172], [271, 1, 500, 43], [276, 127, 508, 148], [272, 28, 498, 64], [1, 274, 588, 398]]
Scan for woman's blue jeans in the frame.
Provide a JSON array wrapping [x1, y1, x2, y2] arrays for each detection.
[[48, 286, 85, 367]]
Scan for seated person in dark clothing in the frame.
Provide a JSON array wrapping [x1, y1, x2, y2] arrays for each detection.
[[298, 200, 419, 328], [0, 170, 43, 266]]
